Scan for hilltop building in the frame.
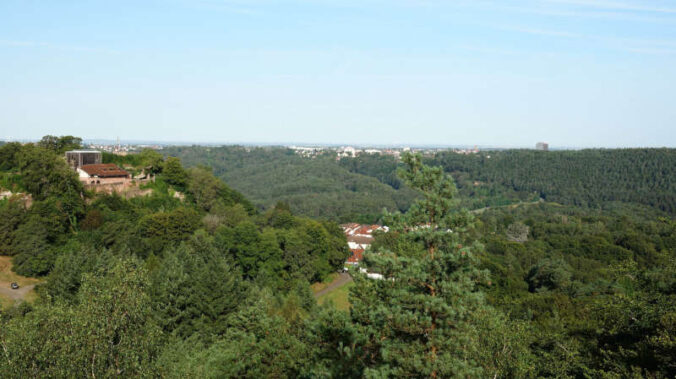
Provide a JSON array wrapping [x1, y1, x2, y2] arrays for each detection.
[[536, 142, 549, 151], [65, 150, 140, 193], [65, 150, 102, 169], [77, 163, 130, 182]]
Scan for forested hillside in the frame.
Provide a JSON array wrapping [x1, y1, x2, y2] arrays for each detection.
[[166, 146, 676, 219], [163, 146, 418, 222], [0, 139, 673, 377], [473, 203, 675, 376], [430, 149, 676, 214]]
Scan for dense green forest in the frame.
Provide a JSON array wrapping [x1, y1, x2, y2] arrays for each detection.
[[429, 149, 676, 214], [444, 202, 674, 377], [165, 146, 676, 221], [0, 138, 674, 377], [163, 146, 418, 223]]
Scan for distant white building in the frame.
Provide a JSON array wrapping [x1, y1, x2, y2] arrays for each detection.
[[338, 146, 358, 158], [290, 146, 323, 158], [359, 268, 384, 280]]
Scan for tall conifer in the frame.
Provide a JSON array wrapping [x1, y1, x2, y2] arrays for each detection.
[[350, 153, 491, 377]]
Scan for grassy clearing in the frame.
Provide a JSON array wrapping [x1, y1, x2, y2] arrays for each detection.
[[0, 256, 41, 310], [0, 256, 40, 286], [310, 273, 340, 294], [317, 282, 353, 311]]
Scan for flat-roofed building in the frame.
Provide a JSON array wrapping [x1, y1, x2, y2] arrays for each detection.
[[65, 150, 102, 169]]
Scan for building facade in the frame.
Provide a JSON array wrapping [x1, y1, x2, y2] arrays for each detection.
[[65, 150, 102, 169]]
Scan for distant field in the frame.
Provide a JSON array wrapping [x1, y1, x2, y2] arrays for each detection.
[[0, 256, 40, 309]]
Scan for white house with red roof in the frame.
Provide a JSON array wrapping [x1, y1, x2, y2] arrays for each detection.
[[341, 223, 389, 265]]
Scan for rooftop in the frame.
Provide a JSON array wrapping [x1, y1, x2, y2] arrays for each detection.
[[80, 163, 129, 178]]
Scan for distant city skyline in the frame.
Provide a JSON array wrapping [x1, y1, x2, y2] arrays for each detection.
[[1, 1, 675, 148]]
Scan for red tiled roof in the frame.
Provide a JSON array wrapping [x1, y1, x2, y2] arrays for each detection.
[[347, 235, 374, 245], [347, 248, 364, 263], [80, 164, 129, 178], [355, 225, 374, 235]]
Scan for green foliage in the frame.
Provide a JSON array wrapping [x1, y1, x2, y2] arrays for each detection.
[[10, 198, 75, 276], [2, 137, 674, 377], [138, 148, 165, 174], [347, 153, 508, 377], [471, 203, 676, 377], [430, 148, 676, 214], [0, 142, 23, 171], [218, 216, 348, 287], [40, 245, 105, 303], [163, 145, 418, 222], [526, 257, 573, 292], [149, 232, 244, 338], [80, 208, 104, 231], [187, 166, 254, 213], [589, 260, 676, 376], [137, 207, 202, 255], [0, 200, 26, 255], [338, 153, 403, 189], [0, 259, 162, 378], [162, 156, 188, 189], [36, 135, 82, 154], [158, 288, 313, 378], [17, 144, 84, 202]]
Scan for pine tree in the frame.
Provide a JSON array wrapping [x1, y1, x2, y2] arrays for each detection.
[[349, 153, 492, 377]]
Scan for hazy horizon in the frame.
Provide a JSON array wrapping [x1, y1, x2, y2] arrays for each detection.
[[2, 1, 675, 147], [5, 136, 675, 150]]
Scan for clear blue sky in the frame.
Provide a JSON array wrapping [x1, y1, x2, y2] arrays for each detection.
[[1, 0, 675, 147]]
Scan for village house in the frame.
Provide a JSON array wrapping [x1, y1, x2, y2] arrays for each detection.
[[341, 223, 389, 265]]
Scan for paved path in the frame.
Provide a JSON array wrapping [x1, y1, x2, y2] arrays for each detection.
[[0, 283, 36, 302], [314, 273, 353, 298], [470, 198, 544, 214]]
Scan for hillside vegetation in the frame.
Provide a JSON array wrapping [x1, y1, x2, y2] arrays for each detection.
[[430, 148, 676, 214], [163, 146, 418, 222], [0, 138, 673, 378], [166, 146, 676, 221]]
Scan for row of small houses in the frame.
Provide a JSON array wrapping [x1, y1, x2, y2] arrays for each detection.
[[340, 223, 389, 265]]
